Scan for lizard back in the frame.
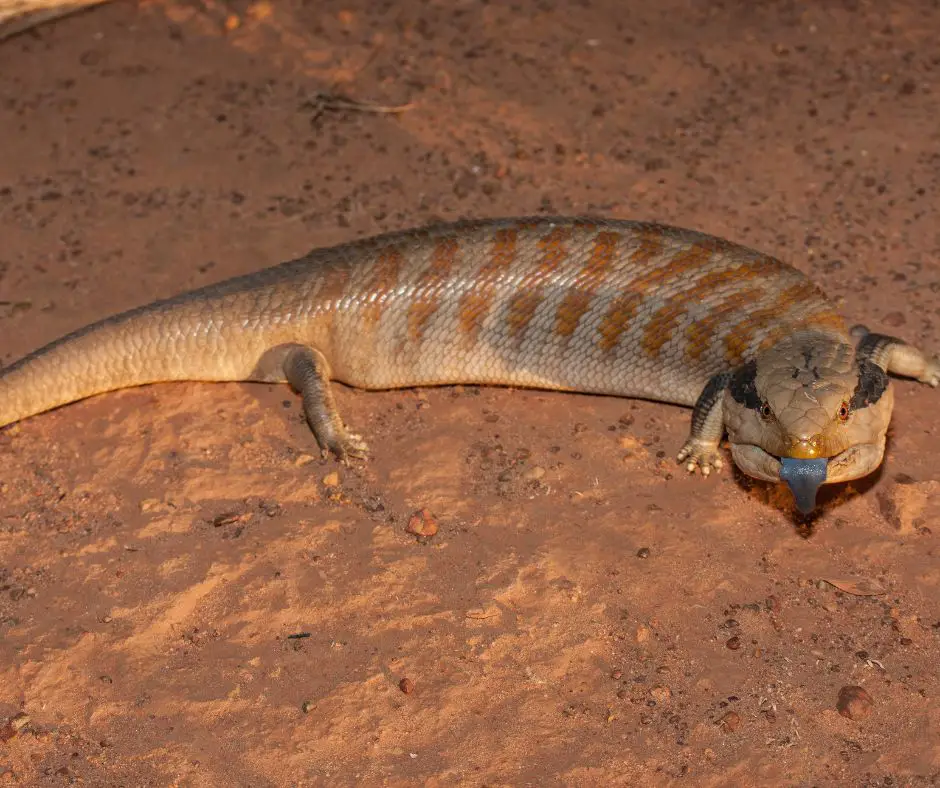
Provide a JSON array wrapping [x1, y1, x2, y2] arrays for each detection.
[[300, 217, 847, 406]]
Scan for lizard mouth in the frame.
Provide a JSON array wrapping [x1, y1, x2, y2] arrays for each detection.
[[736, 447, 828, 514], [729, 443, 881, 514]]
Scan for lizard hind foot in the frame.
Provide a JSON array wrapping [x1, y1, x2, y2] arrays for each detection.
[[330, 431, 371, 464], [282, 344, 371, 464], [676, 439, 724, 477]]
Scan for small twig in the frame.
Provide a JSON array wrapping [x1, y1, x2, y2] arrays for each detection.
[[303, 91, 416, 127], [318, 94, 416, 114]]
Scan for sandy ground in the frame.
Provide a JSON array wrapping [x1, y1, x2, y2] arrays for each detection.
[[0, 1, 939, 785]]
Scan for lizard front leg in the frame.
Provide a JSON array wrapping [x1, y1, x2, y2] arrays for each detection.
[[851, 325, 940, 386], [677, 371, 732, 476]]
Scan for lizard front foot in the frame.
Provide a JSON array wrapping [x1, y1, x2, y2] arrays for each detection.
[[676, 439, 723, 477], [920, 355, 939, 387]]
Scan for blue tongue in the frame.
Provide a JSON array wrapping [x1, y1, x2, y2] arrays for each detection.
[[779, 458, 828, 514]]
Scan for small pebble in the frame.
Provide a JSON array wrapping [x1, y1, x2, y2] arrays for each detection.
[[636, 547, 651, 559], [725, 636, 741, 650], [406, 509, 439, 540], [399, 677, 415, 694], [322, 472, 341, 488], [718, 711, 741, 733], [139, 498, 162, 513], [522, 465, 545, 481], [649, 685, 671, 704], [837, 685, 874, 720], [882, 311, 906, 327], [301, 700, 315, 714], [610, 669, 623, 680]]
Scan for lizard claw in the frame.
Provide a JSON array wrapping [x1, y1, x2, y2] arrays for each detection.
[[325, 431, 371, 464], [676, 439, 723, 477]]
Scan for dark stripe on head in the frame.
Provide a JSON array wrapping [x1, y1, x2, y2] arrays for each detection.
[[729, 359, 761, 410], [849, 359, 889, 411]]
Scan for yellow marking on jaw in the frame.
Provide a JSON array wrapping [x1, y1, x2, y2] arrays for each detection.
[[788, 439, 822, 459]]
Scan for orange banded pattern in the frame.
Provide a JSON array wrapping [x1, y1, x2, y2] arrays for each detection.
[[640, 245, 765, 358], [505, 226, 573, 340], [723, 280, 824, 364], [555, 231, 620, 339], [458, 227, 518, 342], [407, 237, 460, 342], [359, 246, 404, 326]]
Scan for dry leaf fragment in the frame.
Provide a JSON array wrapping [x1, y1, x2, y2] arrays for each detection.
[[820, 578, 886, 596], [465, 607, 498, 620]]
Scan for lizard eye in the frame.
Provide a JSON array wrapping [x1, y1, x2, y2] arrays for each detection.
[[759, 401, 773, 420], [838, 401, 850, 422]]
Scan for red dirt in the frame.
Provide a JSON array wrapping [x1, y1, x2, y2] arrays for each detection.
[[0, 1, 938, 785]]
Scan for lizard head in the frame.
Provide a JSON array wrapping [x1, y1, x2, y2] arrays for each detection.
[[722, 331, 894, 514]]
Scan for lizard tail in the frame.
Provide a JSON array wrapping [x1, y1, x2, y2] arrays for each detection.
[[0, 297, 271, 428]]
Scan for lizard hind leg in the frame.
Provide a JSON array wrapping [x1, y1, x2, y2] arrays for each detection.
[[282, 345, 370, 462]]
